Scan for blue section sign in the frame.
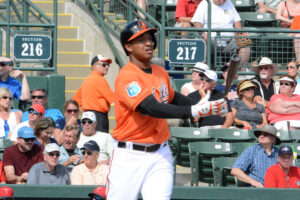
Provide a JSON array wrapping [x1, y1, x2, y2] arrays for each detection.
[[168, 39, 206, 64], [13, 35, 52, 61]]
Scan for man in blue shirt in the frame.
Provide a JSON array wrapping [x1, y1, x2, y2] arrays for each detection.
[[0, 56, 30, 101], [21, 88, 63, 122], [231, 124, 280, 187]]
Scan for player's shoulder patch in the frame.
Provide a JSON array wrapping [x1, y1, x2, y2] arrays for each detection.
[[126, 81, 141, 97]]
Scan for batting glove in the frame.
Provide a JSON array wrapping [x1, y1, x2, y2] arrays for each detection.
[[191, 98, 228, 118]]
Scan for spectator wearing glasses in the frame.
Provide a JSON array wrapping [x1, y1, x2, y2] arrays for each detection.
[[59, 125, 83, 174], [252, 57, 279, 109], [88, 186, 106, 200], [27, 143, 70, 185], [73, 55, 115, 133], [10, 104, 44, 143], [0, 56, 30, 101], [21, 88, 64, 122], [0, 186, 14, 200], [286, 60, 300, 94], [77, 112, 113, 164], [0, 87, 22, 139], [188, 69, 234, 128], [54, 99, 81, 145], [3, 126, 44, 184], [231, 80, 267, 130], [231, 124, 280, 187], [267, 75, 300, 130], [34, 117, 57, 146], [71, 140, 108, 185]]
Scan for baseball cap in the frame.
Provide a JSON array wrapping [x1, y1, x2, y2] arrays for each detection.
[[44, 143, 60, 154], [18, 126, 35, 139], [91, 54, 112, 65], [191, 62, 209, 73], [29, 104, 45, 115], [88, 186, 106, 199], [201, 69, 218, 82], [80, 140, 100, 152], [0, 186, 13, 199], [81, 111, 96, 122], [278, 146, 293, 156]]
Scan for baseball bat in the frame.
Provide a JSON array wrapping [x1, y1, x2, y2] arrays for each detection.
[[224, 54, 241, 97]]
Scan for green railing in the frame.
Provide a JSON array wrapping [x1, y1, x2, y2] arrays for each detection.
[[0, 0, 57, 73]]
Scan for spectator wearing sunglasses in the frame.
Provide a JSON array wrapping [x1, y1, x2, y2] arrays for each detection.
[[286, 60, 300, 95], [71, 140, 108, 185], [54, 99, 81, 145], [21, 88, 64, 123], [77, 112, 113, 164], [231, 80, 267, 130], [73, 54, 115, 133], [0, 87, 22, 140], [34, 117, 58, 146], [0, 56, 30, 101], [10, 104, 45, 143], [27, 143, 70, 185], [251, 57, 279, 109], [188, 69, 234, 128], [88, 186, 106, 200], [267, 75, 300, 130], [3, 127, 44, 184]]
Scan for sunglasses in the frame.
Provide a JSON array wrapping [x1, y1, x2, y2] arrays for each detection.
[[89, 197, 104, 200], [48, 152, 60, 157], [243, 87, 255, 91], [32, 95, 45, 99], [286, 65, 296, 70], [28, 109, 42, 116], [101, 63, 109, 67], [0, 61, 13, 66], [66, 109, 79, 114], [199, 76, 212, 83], [82, 120, 93, 125], [259, 66, 271, 70], [258, 133, 270, 137], [280, 82, 291, 86], [23, 138, 35, 142], [2, 96, 12, 100], [81, 150, 93, 156]]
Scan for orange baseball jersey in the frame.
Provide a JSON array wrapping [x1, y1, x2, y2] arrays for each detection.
[[113, 62, 175, 144], [73, 71, 115, 113]]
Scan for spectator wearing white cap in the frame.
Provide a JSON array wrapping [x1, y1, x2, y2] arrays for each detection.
[[181, 62, 209, 96], [77, 111, 113, 164], [188, 70, 233, 128], [3, 127, 43, 184], [71, 140, 108, 185], [73, 54, 115, 133], [27, 143, 70, 185], [267, 75, 300, 130]]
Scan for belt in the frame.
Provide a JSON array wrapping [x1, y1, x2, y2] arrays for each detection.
[[117, 142, 163, 152]]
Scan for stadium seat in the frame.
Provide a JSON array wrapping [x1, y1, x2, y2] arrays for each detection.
[[231, 142, 257, 155], [239, 12, 279, 27], [290, 130, 300, 142], [232, 0, 255, 12], [212, 157, 238, 187], [210, 128, 255, 143], [0, 139, 14, 160], [188, 141, 235, 186], [276, 130, 294, 143]]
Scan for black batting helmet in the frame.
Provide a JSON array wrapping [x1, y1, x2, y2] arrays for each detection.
[[120, 20, 157, 55]]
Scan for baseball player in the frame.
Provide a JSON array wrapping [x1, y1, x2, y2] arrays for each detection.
[[106, 20, 228, 200]]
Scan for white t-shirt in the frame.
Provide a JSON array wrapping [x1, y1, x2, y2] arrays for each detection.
[[77, 131, 114, 162], [181, 82, 197, 94], [10, 121, 30, 142], [191, 0, 241, 39]]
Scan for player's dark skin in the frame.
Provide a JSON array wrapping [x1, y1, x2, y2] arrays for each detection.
[[124, 32, 154, 69]]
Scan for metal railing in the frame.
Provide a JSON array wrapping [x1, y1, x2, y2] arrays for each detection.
[[0, 0, 57, 73]]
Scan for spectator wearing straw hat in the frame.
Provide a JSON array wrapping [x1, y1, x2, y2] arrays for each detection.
[[251, 57, 279, 108]]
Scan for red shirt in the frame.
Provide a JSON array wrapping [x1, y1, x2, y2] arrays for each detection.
[[175, 0, 201, 22], [113, 62, 175, 144], [0, 162, 6, 183], [264, 163, 300, 188], [3, 144, 44, 177]]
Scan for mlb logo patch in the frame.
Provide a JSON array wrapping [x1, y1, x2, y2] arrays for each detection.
[[126, 81, 141, 97]]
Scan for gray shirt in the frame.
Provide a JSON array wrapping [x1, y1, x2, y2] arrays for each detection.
[[255, 0, 283, 10], [27, 162, 70, 185]]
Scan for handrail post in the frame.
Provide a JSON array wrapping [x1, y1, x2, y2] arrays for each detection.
[[159, 0, 166, 59], [207, 0, 212, 68], [52, 0, 58, 73], [6, 0, 11, 57]]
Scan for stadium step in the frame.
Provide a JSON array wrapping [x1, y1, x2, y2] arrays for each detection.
[[32, 1, 66, 13], [57, 39, 84, 52], [57, 26, 78, 39], [57, 64, 91, 77], [57, 52, 90, 65]]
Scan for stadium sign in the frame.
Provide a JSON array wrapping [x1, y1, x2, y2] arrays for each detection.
[[168, 39, 206, 64], [13, 35, 52, 61]]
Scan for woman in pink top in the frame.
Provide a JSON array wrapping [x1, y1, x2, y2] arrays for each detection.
[[267, 75, 300, 130]]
